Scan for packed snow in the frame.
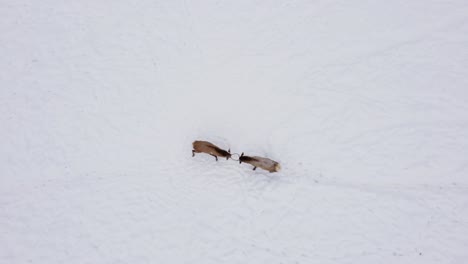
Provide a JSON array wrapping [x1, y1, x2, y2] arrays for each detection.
[[1, 0, 468, 263]]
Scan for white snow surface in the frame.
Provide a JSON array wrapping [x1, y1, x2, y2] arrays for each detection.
[[2, 1, 468, 263]]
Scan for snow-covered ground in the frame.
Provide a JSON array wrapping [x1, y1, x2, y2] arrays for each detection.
[[2, 1, 468, 263]]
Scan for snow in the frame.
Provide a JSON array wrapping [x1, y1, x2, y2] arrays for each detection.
[[1, 0, 468, 263]]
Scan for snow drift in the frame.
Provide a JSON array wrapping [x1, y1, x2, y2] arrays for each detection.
[[1, 0, 468, 263]]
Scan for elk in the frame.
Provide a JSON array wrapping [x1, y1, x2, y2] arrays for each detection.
[[192, 140, 231, 161], [239, 152, 281, 173]]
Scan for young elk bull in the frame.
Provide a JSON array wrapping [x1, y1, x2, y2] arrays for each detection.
[[239, 152, 281, 173], [192, 140, 231, 161]]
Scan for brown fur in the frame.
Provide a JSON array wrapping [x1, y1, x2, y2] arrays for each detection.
[[239, 153, 280, 173], [192, 140, 231, 161]]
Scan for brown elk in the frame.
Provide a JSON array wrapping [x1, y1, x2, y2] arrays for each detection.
[[192, 140, 231, 161], [239, 152, 281, 173]]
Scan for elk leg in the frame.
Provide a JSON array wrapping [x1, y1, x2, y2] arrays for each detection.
[[253, 167, 257, 170], [210, 154, 218, 161], [192, 150, 195, 157]]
